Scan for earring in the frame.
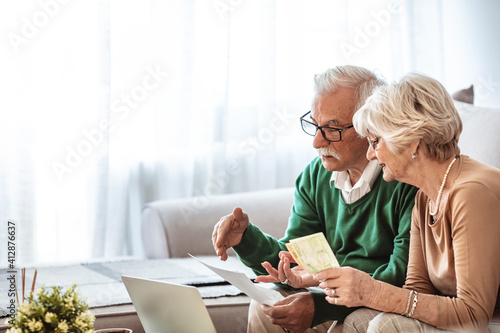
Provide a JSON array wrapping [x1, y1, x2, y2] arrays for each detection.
[[411, 152, 417, 159]]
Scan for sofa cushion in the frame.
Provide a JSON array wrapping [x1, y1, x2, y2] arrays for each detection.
[[455, 101, 500, 169], [452, 85, 474, 104]]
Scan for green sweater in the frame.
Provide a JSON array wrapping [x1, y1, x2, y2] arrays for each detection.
[[234, 157, 418, 326]]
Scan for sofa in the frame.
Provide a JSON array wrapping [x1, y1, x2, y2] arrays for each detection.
[[140, 101, 500, 332], [140, 187, 294, 332], [141, 187, 294, 259]]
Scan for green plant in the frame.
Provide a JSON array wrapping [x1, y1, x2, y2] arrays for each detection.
[[7, 284, 95, 333]]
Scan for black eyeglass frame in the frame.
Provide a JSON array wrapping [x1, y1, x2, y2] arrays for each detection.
[[300, 110, 354, 142]]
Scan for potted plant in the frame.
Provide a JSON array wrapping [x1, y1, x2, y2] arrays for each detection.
[[7, 283, 95, 333]]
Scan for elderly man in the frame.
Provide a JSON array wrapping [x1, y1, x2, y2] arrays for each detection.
[[212, 65, 418, 333]]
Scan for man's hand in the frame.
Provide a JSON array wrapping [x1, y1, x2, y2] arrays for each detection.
[[212, 207, 249, 261], [261, 292, 314, 333], [255, 252, 318, 289]]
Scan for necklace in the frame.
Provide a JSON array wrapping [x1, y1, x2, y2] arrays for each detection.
[[429, 156, 458, 216]]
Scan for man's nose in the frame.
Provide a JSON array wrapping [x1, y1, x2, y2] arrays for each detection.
[[312, 129, 328, 149]]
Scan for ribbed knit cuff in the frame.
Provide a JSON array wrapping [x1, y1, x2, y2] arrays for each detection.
[[310, 291, 358, 327]]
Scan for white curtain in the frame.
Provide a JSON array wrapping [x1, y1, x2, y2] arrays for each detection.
[[0, 0, 446, 266]]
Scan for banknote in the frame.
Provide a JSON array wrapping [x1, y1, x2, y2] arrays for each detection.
[[286, 232, 340, 274]]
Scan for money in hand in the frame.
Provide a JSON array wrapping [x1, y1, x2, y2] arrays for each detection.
[[286, 232, 340, 274]]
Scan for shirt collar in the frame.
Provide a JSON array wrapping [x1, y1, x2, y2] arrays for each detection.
[[330, 160, 382, 200]]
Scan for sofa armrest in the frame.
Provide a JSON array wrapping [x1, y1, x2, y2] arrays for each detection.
[[141, 187, 295, 258]]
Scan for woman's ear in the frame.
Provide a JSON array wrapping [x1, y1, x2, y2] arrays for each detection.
[[409, 141, 420, 158]]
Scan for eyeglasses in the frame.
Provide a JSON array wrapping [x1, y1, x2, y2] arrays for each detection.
[[367, 136, 380, 150], [300, 111, 354, 142]]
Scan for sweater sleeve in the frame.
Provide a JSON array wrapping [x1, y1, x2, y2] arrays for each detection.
[[310, 291, 359, 327], [232, 222, 288, 276], [233, 158, 324, 276], [434, 183, 500, 331]]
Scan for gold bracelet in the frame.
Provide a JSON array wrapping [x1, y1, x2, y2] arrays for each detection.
[[408, 291, 418, 317], [401, 290, 414, 316]]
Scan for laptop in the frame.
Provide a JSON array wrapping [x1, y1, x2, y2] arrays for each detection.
[[122, 275, 217, 333]]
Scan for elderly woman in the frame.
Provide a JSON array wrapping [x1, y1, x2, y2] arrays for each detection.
[[312, 73, 500, 332]]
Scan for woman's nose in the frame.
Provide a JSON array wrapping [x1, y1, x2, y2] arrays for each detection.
[[367, 145, 377, 161]]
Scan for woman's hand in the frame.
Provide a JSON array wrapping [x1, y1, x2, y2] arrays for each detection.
[[314, 267, 379, 308], [255, 251, 319, 289]]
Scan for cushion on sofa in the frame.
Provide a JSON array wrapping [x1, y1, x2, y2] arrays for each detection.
[[454, 101, 500, 169], [452, 85, 474, 104]]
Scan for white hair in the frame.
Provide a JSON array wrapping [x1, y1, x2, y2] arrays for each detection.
[[353, 73, 462, 161], [313, 65, 387, 111]]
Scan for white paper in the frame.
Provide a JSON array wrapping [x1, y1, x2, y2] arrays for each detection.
[[189, 254, 284, 306]]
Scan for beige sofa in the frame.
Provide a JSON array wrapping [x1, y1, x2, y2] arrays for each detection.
[[139, 101, 500, 332]]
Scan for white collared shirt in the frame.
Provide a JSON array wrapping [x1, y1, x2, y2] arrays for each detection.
[[329, 160, 382, 204]]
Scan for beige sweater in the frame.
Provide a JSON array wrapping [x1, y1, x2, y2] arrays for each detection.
[[406, 155, 500, 331]]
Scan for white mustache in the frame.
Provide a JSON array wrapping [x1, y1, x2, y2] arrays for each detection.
[[318, 147, 340, 159]]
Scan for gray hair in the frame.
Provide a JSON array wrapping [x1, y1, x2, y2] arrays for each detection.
[[353, 73, 462, 162], [313, 65, 387, 111]]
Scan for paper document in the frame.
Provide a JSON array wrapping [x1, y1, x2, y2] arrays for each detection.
[[189, 254, 284, 306], [286, 232, 340, 274]]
